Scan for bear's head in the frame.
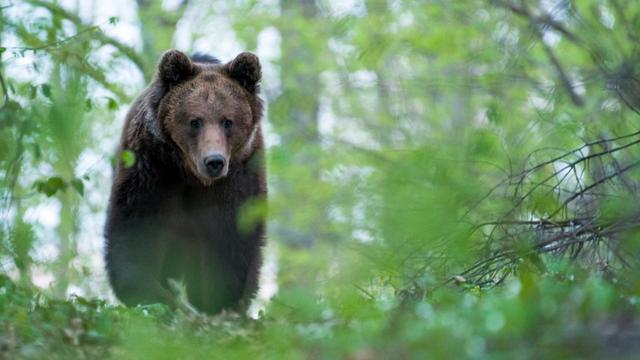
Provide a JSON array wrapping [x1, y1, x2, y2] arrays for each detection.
[[155, 50, 262, 186]]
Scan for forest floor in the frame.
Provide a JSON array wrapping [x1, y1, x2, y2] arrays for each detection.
[[1, 270, 640, 359]]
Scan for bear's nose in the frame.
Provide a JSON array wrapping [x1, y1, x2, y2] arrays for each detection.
[[203, 154, 226, 177]]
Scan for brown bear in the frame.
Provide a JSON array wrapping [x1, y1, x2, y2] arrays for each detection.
[[104, 50, 266, 314]]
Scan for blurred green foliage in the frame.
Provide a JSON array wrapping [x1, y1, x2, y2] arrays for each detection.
[[0, 266, 638, 359], [1, 0, 640, 358]]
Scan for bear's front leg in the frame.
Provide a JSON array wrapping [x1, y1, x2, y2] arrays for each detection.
[[183, 252, 245, 314], [106, 233, 176, 308]]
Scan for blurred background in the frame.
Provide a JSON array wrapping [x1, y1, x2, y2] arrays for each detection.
[[1, 0, 640, 358]]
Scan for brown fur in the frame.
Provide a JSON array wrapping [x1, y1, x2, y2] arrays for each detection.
[[104, 50, 266, 314]]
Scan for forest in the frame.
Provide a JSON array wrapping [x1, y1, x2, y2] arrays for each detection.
[[1, 0, 639, 358]]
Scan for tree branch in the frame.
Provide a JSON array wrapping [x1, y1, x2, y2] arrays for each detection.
[[25, 0, 146, 74], [535, 26, 585, 107], [490, 0, 582, 44]]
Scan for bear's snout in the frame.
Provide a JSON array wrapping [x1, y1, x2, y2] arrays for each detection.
[[203, 154, 226, 178]]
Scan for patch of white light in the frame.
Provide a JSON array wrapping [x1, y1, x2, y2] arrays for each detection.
[[493, 21, 519, 48], [318, 90, 336, 139], [397, 11, 414, 28], [31, 266, 55, 289], [175, 4, 242, 61], [474, 108, 490, 127], [324, 0, 366, 17], [601, 99, 621, 112], [25, 201, 61, 230], [162, 0, 185, 12], [248, 243, 279, 319], [327, 38, 356, 68], [67, 284, 86, 298], [256, 26, 282, 98], [257, 26, 283, 149], [62, 0, 143, 50], [352, 229, 373, 243], [349, 70, 377, 88], [599, 4, 615, 29], [71, 127, 123, 299], [528, 94, 554, 112], [321, 165, 375, 244], [320, 70, 381, 150], [329, 207, 347, 223], [542, 29, 561, 47]]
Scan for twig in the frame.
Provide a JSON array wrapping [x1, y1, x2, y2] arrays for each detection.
[[4, 24, 101, 53], [549, 159, 640, 218]]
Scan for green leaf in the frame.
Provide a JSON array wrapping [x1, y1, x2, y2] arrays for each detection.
[[486, 103, 501, 125], [71, 179, 84, 196], [108, 16, 119, 25], [107, 97, 118, 110], [41, 83, 51, 98], [121, 150, 136, 168], [238, 199, 268, 235], [32, 143, 42, 160], [29, 85, 38, 99], [34, 176, 67, 197], [11, 220, 35, 271], [0, 46, 6, 55]]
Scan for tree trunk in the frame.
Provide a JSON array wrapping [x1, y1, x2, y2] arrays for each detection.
[[135, 0, 190, 80]]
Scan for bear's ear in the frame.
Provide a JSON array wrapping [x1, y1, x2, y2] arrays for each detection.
[[225, 52, 261, 93], [158, 50, 197, 86]]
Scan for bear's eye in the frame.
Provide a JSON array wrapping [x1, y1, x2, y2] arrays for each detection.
[[223, 118, 233, 129], [190, 118, 203, 130]]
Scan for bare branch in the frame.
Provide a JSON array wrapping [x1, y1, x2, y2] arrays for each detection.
[[549, 159, 640, 218], [450, 126, 640, 288], [535, 26, 585, 107], [490, 0, 582, 44]]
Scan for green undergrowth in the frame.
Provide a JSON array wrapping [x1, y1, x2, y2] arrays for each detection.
[[1, 263, 638, 360]]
